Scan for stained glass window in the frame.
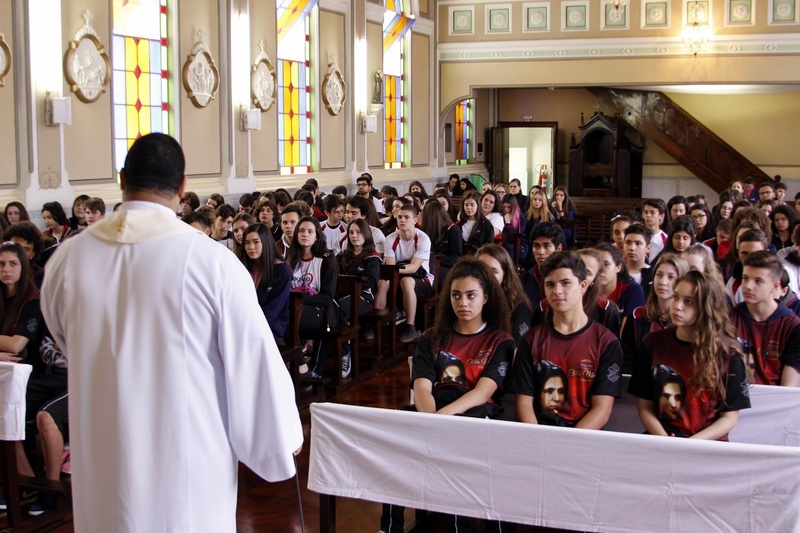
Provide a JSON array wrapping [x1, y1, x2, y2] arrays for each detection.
[[383, 1, 414, 169], [277, 0, 318, 175], [455, 99, 472, 165], [112, 0, 171, 173]]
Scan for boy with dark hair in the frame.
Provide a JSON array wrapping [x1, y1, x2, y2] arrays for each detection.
[[183, 211, 212, 236], [322, 195, 346, 254], [758, 182, 776, 203], [730, 250, 800, 386], [84, 197, 106, 226], [278, 204, 304, 255], [511, 251, 623, 428], [357, 174, 384, 215], [3, 221, 45, 286], [727, 228, 769, 303], [520, 221, 564, 310], [384, 205, 434, 343], [624, 223, 654, 291], [180, 192, 200, 216], [205, 193, 225, 209], [238, 193, 255, 214], [642, 199, 667, 261], [331, 185, 348, 199], [212, 204, 236, 249], [775, 182, 788, 205]]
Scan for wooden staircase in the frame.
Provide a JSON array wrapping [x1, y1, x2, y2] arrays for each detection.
[[587, 87, 771, 193]]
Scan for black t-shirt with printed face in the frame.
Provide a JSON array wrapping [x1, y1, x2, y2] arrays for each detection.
[[629, 328, 751, 440], [510, 319, 623, 426], [412, 327, 515, 405]]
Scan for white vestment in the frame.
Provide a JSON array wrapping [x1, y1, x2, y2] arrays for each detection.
[[41, 201, 303, 533]]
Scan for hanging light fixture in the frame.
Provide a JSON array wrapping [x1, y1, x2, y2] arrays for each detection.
[[681, 22, 711, 57]]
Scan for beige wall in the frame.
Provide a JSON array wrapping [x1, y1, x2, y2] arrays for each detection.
[[411, 32, 430, 166], [62, 0, 114, 182], [251, 0, 279, 174], [0, 1, 17, 186], [366, 21, 383, 168], [179, 0, 222, 177], [319, 10, 346, 170]]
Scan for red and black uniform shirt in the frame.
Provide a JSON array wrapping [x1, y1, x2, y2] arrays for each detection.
[[729, 302, 800, 385], [629, 328, 750, 440], [412, 327, 514, 405], [510, 319, 623, 427]]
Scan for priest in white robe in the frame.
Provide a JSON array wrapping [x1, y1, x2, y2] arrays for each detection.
[[41, 133, 303, 532]]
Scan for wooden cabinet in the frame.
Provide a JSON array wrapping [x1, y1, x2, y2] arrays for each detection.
[[568, 111, 644, 198]]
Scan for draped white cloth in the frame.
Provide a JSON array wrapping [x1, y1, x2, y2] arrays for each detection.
[[42, 202, 303, 533], [0, 362, 31, 440], [309, 386, 800, 532]]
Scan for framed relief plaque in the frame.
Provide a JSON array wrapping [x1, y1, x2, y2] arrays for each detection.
[[251, 41, 276, 112], [63, 11, 110, 103], [321, 54, 346, 116], [182, 30, 220, 108]]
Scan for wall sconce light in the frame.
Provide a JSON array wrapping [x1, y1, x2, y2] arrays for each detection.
[[681, 22, 711, 57], [45, 91, 72, 126], [360, 113, 378, 133], [240, 105, 261, 131]]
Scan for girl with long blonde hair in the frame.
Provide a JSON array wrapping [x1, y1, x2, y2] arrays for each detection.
[[525, 187, 553, 225]]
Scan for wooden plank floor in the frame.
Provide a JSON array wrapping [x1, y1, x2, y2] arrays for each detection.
[[5, 360, 569, 532]]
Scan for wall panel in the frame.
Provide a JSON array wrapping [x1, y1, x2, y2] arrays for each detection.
[[0, 0, 18, 186], [319, 10, 346, 170]]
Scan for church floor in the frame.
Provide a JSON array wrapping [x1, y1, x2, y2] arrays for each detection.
[[11, 361, 569, 533]]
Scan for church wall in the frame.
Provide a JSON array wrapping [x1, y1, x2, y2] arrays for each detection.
[[319, 9, 346, 170], [366, 20, 383, 169], [0, 0, 18, 186], [250, 0, 279, 174], [410, 32, 430, 167]]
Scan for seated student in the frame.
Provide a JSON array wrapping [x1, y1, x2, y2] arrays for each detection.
[[379, 196, 402, 235], [630, 271, 751, 440], [691, 204, 715, 242], [385, 205, 434, 343], [255, 199, 282, 242], [500, 195, 528, 260], [621, 254, 689, 373], [778, 269, 800, 317], [623, 223, 654, 294], [241, 223, 291, 343], [356, 174, 385, 216], [575, 248, 621, 335], [238, 193, 255, 215], [704, 218, 732, 267], [771, 204, 799, 251], [421, 200, 461, 289], [595, 243, 645, 319], [663, 215, 698, 255], [337, 219, 381, 377], [205, 193, 225, 209], [726, 228, 769, 303], [40, 202, 74, 265], [779, 224, 800, 295], [610, 215, 633, 253], [681, 244, 729, 298], [286, 217, 339, 379], [476, 244, 533, 343], [525, 187, 555, 227], [520, 221, 564, 310], [231, 213, 256, 260], [320, 195, 346, 255], [4, 201, 30, 227], [511, 251, 623, 428], [480, 190, 504, 237], [68, 195, 90, 232], [294, 189, 325, 221], [83, 197, 105, 226], [666, 195, 690, 230], [342, 196, 386, 256], [433, 189, 459, 222], [457, 191, 494, 255], [210, 204, 236, 249], [642, 199, 668, 262], [331, 185, 348, 200], [179, 191, 200, 217], [182, 211, 212, 236], [380, 257, 514, 533], [3, 222, 45, 287], [277, 203, 304, 256], [729, 251, 800, 386]]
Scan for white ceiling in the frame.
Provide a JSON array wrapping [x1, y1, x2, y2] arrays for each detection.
[[619, 84, 800, 95]]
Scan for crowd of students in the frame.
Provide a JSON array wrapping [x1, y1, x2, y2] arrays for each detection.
[[1, 172, 799, 523]]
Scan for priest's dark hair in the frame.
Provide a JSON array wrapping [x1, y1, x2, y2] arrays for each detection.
[[122, 133, 185, 198], [0, 242, 38, 337]]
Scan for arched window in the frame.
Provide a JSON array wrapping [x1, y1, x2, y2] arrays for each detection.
[[454, 99, 472, 165], [383, 0, 414, 169], [111, 0, 172, 172], [276, 0, 318, 175]]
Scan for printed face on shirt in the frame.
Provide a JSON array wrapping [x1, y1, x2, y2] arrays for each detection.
[[450, 276, 487, 327], [670, 280, 697, 329], [9, 238, 34, 262], [463, 199, 478, 219], [215, 215, 233, 235], [671, 231, 692, 253], [5, 206, 20, 225], [326, 205, 344, 225], [481, 195, 496, 215], [348, 224, 365, 248], [659, 381, 683, 421], [532, 237, 561, 267], [0, 251, 22, 289], [281, 212, 300, 241], [396, 211, 415, 231], [544, 267, 587, 315], [741, 266, 780, 306], [84, 208, 104, 226], [477, 254, 504, 286], [232, 220, 250, 244], [296, 221, 317, 249], [577, 253, 599, 287], [244, 232, 263, 260], [611, 221, 631, 251], [653, 263, 680, 300], [540, 375, 566, 415], [624, 233, 650, 266], [642, 207, 664, 230]]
